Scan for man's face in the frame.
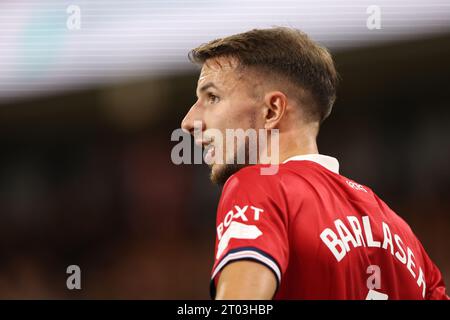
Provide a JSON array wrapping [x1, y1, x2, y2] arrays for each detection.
[[181, 56, 264, 185]]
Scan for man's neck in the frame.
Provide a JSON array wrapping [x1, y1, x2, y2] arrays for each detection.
[[260, 129, 319, 165], [278, 141, 319, 163]]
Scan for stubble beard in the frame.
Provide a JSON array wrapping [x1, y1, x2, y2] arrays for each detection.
[[209, 161, 246, 186], [209, 110, 259, 186]]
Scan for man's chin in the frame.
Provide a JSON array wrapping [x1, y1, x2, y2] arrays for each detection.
[[209, 163, 246, 186]]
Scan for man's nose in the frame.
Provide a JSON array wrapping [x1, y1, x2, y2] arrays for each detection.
[[181, 105, 205, 134]]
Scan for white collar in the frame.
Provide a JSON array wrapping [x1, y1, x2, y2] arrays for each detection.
[[282, 154, 340, 174]]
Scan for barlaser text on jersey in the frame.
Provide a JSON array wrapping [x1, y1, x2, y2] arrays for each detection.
[[320, 215, 426, 297]]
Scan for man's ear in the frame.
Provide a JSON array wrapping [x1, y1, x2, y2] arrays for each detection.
[[263, 91, 288, 129]]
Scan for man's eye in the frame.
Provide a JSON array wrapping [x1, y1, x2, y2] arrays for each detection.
[[207, 93, 220, 104]]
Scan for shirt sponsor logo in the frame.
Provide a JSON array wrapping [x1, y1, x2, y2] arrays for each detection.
[[216, 205, 265, 259], [216, 221, 262, 259]]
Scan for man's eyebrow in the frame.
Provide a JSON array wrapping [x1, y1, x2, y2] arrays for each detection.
[[197, 82, 220, 95]]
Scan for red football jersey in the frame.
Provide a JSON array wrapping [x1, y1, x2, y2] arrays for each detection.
[[210, 154, 449, 300]]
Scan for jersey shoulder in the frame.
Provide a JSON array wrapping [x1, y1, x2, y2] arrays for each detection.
[[222, 163, 314, 194]]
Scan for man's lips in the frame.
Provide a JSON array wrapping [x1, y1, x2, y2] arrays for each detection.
[[194, 139, 216, 164], [194, 138, 212, 147]]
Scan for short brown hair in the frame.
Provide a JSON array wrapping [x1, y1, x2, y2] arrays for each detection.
[[189, 27, 338, 122]]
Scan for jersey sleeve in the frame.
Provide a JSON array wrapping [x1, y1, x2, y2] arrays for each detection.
[[210, 166, 290, 299], [419, 243, 450, 300]]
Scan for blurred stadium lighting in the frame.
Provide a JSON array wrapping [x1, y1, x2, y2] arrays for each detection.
[[0, 0, 449, 102]]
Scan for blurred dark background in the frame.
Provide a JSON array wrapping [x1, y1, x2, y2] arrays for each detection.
[[0, 1, 449, 299]]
